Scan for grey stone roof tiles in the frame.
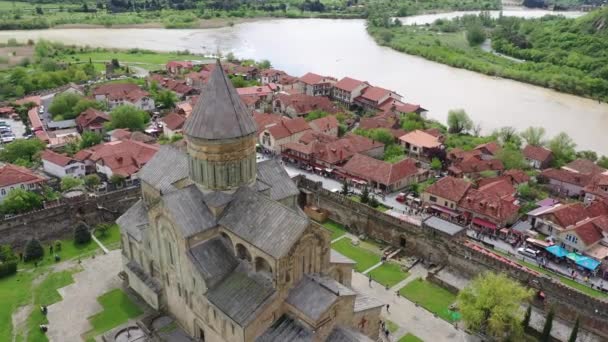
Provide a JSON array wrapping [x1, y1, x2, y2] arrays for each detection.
[[353, 293, 384, 312], [326, 326, 374, 342], [219, 187, 309, 258], [188, 237, 238, 288], [116, 200, 148, 242], [184, 60, 257, 140], [138, 144, 188, 193], [330, 250, 356, 264], [256, 159, 300, 201], [287, 275, 354, 321], [255, 315, 313, 342], [163, 185, 216, 238], [207, 270, 275, 326]]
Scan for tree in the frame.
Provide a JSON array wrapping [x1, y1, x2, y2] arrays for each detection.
[[95, 223, 111, 238], [598, 156, 608, 169], [369, 128, 394, 146], [522, 305, 532, 329], [0, 189, 43, 214], [49, 93, 81, 119], [576, 150, 598, 162], [0, 139, 44, 165], [80, 131, 102, 149], [548, 132, 576, 167], [155, 90, 178, 109], [84, 174, 101, 189], [74, 223, 91, 245], [360, 186, 370, 203], [496, 146, 527, 170], [494, 126, 521, 149], [24, 238, 43, 262], [520, 126, 546, 146], [466, 24, 486, 46], [107, 105, 150, 131], [258, 59, 272, 69], [60, 176, 84, 191], [447, 109, 473, 134], [568, 316, 579, 342], [341, 181, 350, 195], [110, 174, 126, 186], [458, 272, 533, 340], [431, 157, 442, 170], [541, 308, 555, 342], [305, 110, 329, 122]]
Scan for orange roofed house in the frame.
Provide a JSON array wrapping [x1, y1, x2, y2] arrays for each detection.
[[341, 154, 426, 192], [332, 77, 369, 106], [354, 86, 402, 111], [0, 164, 46, 202], [92, 83, 155, 111], [253, 113, 311, 153], [399, 129, 443, 158], [74, 139, 159, 179], [273, 93, 339, 118], [422, 176, 471, 218], [75, 108, 110, 134], [297, 72, 337, 97]]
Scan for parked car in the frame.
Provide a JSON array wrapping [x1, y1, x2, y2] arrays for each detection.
[[0, 127, 11, 134], [0, 121, 8, 128], [396, 192, 406, 203], [38, 105, 45, 114], [517, 247, 540, 259]]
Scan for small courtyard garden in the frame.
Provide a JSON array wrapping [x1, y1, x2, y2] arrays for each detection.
[[84, 288, 143, 341], [399, 278, 459, 322], [399, 333, 424, 342], [332, 238, 381, 272], [368, 262, 409, 288], [322, 220, 347, 241]]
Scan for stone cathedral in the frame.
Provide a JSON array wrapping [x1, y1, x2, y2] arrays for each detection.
[[117, 61, 383, 342]]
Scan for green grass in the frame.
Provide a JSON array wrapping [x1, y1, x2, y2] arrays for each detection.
[[399, 333, 424, 342], [399, 278, 458, 322], [386, 320, 400, 333], [331, 238, 381, 273], [368, 262, 410, 288], [55, 51, 206, 71], [348, 195, 390, 212], [26, 269, 78, 342], [96, 224, 122, 250], [0, 271, 37, 342], [84, 288, 143, 340], [322, 220, 347, 241]]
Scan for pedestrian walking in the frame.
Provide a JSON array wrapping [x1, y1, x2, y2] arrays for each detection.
[[368, 275, 372, 287], [386, 304, 390, 313]]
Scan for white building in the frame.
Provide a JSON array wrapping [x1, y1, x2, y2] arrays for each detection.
[[41, 149, 86, 178]]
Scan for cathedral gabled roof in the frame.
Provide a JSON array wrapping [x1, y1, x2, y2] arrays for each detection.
[[188, 237, 238, 288], [162, 185, 217, 237], [219, 186, 309, 258], [184, 60, 257, 140], [255, 315, 313, 342], [256, 160, 300, 201], [286, 275, 355, 322]]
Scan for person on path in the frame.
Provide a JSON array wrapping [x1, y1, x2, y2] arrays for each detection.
[[386, 304, 390, 313], [369, 275, 372, 287]]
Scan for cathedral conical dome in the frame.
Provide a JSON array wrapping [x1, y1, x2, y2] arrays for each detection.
[[184, 60, 257, 140], [184, 60, 258, 191]]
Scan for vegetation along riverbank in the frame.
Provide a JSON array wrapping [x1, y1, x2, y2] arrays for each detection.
[[367, 7, 608, 101]]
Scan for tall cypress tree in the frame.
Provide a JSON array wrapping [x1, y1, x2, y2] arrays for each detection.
[[541, 308, 555, 342], [522, 305, 532, 329], [568, 316, 580, 342]]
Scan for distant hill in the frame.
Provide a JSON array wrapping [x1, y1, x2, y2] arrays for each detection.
[[576, 7, 608, 35]]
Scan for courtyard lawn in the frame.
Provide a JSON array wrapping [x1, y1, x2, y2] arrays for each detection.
[[322, 220, 347, 241], [399, 278, 458, 322], [398, 333, 424, 342], [368, 262, 409, 288], [386, 320, 399, 333], [56, 51, 207, 71], [0, 271, 37, 342], [331, 238, 381, 273], [95, 224, 122, 250], [26, 269, 78, 342], [84, 289, 143, 341]]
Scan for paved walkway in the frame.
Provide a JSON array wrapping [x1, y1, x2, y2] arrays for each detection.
[[46, 250, 122, 342], [352, 271, 480, 342]]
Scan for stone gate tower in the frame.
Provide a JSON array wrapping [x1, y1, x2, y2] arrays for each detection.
[[183, 60, 258, 191]]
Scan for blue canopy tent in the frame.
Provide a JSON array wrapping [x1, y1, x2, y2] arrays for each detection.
[[545, 245, 568, 258], [576, 256, 601, 271]]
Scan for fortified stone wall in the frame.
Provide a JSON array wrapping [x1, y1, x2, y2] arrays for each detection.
[[296, 177, 608, 339], [0, 187, 140, 248]]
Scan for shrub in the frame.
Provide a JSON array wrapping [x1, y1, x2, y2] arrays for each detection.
[[54, 240, 62, 252], [84, 174, 101, 189], [24, 238, 44, 262], [0, 244, 17, 262], [369, 196, 380, 208], [0, 260, 17, 278], [96, 223, 110, 238], [74, 223, 91, 245]]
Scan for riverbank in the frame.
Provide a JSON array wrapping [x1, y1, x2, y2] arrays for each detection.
[[52, 17, 274, 30], [367, 9, 608, 102]]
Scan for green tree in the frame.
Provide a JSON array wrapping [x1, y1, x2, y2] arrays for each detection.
[[360, 186, 370, 204], [258, 59, 272, 69], [521, 126, 546, 146], [494, 126, 521, 149], [568, 316, 579, 342], [80, 131, 102, 149], [49, 93, 82, 119], [598, 156, 608, 169], [23, 238, 43, 262], [576, 150, 598, 162], [369, 128, 394, 146], [341, 181, 350, 195], [541, 308, 555, 342], [458, 272, 533, 340], [401, 112, 425, 131], [466, 24, 486, 46], [73, 98, 106, 116], [431, 157, 442, 170], [110, 174, 126, 186], [0, 188, 43, 214], [155, 90, 178, 109], [107, 105, 150, 131], [74, 223, 91, 245], [383, 144, 405, 163], [84, 174, 101, 189], [549, 132, 576, 167], [95, 223, 111, 238], [447, 109, 473, 134], [305, 110, 329, 122], [0, 139, 44, 165], [522, 305, 532, 329], [60, 176, 84, 191], [496, 146, 526, 170]]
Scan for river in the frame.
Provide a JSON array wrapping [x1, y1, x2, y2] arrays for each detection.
[[1, 10, 607, 154]]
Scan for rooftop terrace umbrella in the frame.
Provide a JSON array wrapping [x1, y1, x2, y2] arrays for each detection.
[[576, 256, 601, 271], [546, 245, 568, 258]]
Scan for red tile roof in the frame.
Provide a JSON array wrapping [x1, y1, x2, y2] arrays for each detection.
[[299, 72, 325, 85], [15, 96, 41, 106], [92, 83, 150, 102], [360, 86, 392, 102], [563, 159, 606, 175], [334, 77, 366, 92], [166, 61, 193, 69], [458, 188, 520, 224], [236, 85, 273, 97], [0, 164, 45, 187], [503, 169, 530, 184], [583, 173, 608, 200], [540, 168, 593, 187], [41, 149, 75, 167], [309, 115, 339, 133], [75, 108, 110, 129], [342, 154, 419, 186], [162, 112, 186, 131], [28, 107, 43, 131], [453, 156, 504, 175], [276, 93, 339, 116], [563, 216, 608, 246], [474, 141, 501, 155], [254, 113, 310, 140], [522, 145, 552, 163], [539, 203, 589, 228], [399, 130, 441, 149], [425, 176, 471, 202], [283, 133, 383, 165], [359, 115, 397, 130], [478, 179, 516, 201], [76, 140, 159, 177], [298, 131, 338, 145]]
